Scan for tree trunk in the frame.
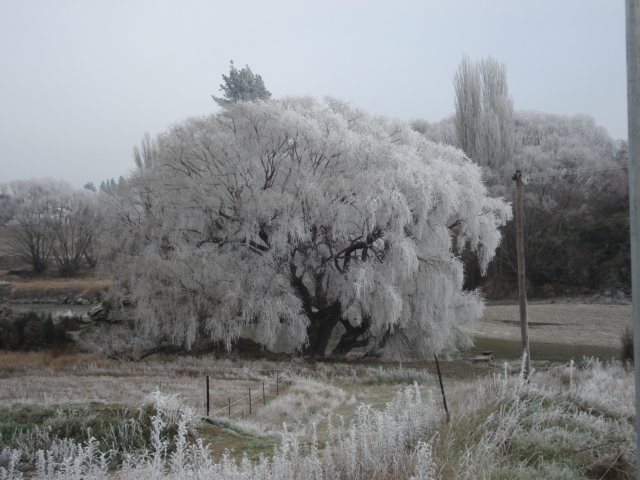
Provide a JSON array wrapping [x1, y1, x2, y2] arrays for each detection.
[[331, 318, 370, 357], [300, 301, 341, 357], [361, 329, 392, 358]]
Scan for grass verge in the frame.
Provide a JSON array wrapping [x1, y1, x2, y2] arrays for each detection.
[[0, 355, 635, 479]]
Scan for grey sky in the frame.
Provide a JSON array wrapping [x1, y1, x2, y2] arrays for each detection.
[[0, 0, 627, 188]]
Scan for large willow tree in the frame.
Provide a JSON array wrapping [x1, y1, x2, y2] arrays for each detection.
[[101, 97, 511, 358]]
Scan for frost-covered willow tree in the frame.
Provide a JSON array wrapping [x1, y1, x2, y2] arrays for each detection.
[[101, 97, 511, 358]]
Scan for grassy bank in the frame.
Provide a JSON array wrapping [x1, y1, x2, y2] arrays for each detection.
[[0, 271, 110, 303], [0, 354, 635, 479]]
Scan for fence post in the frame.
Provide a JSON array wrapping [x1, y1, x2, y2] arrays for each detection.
[[434, 354, 450, 422], [228, 398, 231, 418], [263, 381, 266, 405], [249, 388, 252, 415], [206, 375, 210, 417]]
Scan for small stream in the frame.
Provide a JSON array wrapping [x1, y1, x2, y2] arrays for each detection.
[[245, 324, 620, 364], [462, 337, 620, 363], [11, 303, 621, 363], [8, 303, 91, 316]]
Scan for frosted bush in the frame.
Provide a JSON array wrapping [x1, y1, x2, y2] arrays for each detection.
[[323, 383, 439, 480], [1, 382, 441, 480], [147, 391, 199, 431], [250, 376, 348, 433], [0, 449, 21, 480], [437, 358, 636, 478], [569, 358, 635, 418], [409, 441, 437, 480]]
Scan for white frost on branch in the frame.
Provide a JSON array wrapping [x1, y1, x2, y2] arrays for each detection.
[[100, 97, 511, 357]]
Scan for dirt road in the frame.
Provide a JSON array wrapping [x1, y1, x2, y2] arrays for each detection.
[[473, 301, 632, 349]]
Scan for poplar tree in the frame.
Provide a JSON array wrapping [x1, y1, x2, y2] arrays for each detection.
[[453, 54, 514, 185]]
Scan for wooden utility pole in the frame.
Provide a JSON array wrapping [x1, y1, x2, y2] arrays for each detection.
[[625, 0, 640, 475], [513, 170, 530, 378]]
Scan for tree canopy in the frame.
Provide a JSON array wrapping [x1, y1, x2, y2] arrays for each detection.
[[101, 97, 511, 358], [415, 56, 629, 297], [453, 54, 514, 189], [1, 179, 97, 276], [212, 61, 271, 107], [507, 111, 627, 290]]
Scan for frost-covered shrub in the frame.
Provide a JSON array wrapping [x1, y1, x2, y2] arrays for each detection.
[[249, 376, 348, 433], [0, 392, 199, 477], [0, 384, 440, 480], [437, 359, 636, 478], [146, 391, 199, 432], [79, 323, 160, 362], [324, 383, 439, 480]]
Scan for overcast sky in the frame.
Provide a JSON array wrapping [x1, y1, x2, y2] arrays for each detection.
[[0, 0, 627, 189]]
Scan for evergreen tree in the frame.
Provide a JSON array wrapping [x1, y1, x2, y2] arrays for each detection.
[[212, 61, 271, 107]]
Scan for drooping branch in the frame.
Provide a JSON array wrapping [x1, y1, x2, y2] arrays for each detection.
[[289, 262, 313, 318], [333, 228, 385, 270]]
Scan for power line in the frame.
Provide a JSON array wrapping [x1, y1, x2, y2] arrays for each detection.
[[524, 160, 628, 180]]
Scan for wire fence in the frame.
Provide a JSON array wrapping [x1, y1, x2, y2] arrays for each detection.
[[204, 367, 293, 420]]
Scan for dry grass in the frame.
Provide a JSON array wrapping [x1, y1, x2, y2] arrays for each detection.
[[0, 351, 112, 373], [0, 353, 296, 416], [475, 302, 632, 348], [5, 278, 111, 301], [0, 352, 635, 479]]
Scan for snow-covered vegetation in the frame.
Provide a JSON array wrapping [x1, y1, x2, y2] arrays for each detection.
[[0, 357, 635, 479], [0, 55, 633, 478], [99, 96, 511, 359], [1, 57, 629, 361], [0, 179, 98, 276], [415, 55, 629, 297]]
